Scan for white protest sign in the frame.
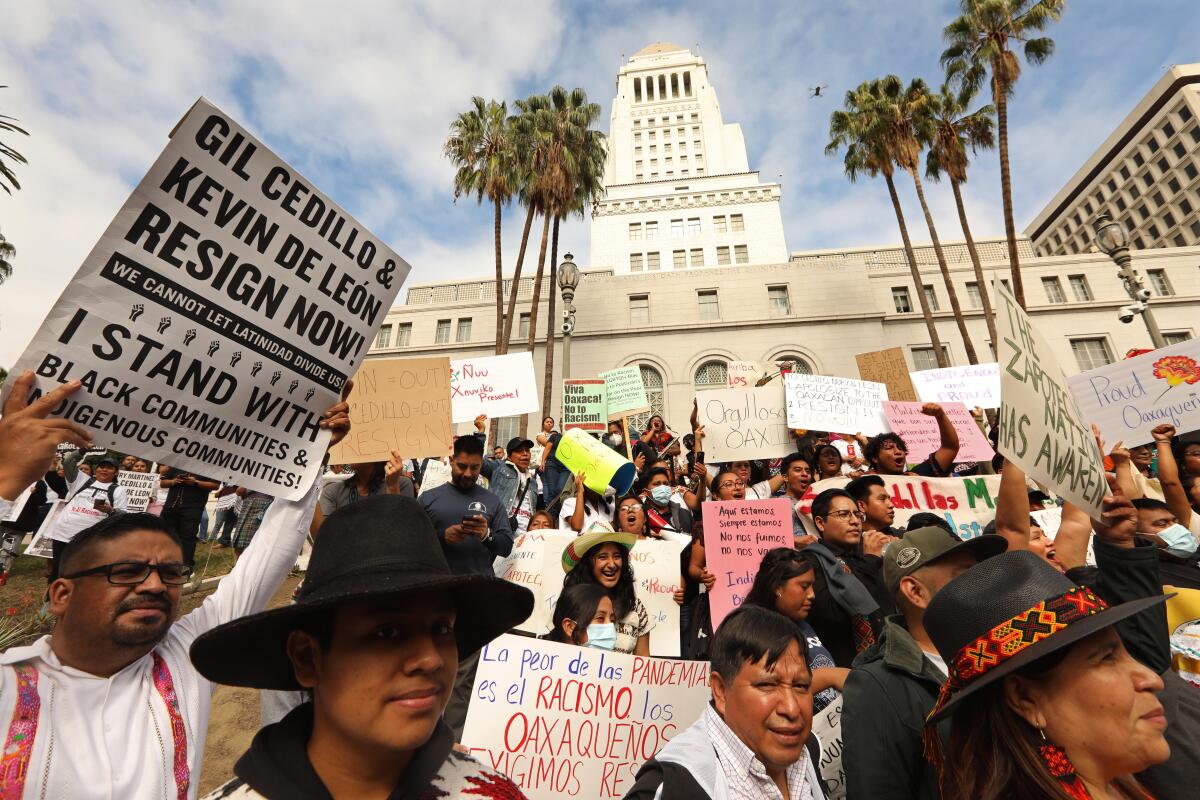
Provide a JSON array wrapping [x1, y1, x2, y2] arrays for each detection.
[[629, 537, 688, 657], [1067, 339, 1200, 448], [812, 696, 846, 800], [695, 384, 793, 462], [417, 460, 451, 496], [994, 281, 1105, 516], [494, 530, 575, 635], [1, 98, 408, 500], [463, 634, 711, 800], [25, 500, 63, 559], [118, 470, 161, 513], [910, 363, 1001, 408], [2, 487, 33, 523], [600, 366, 650, 418], [450, 352, 540, 423], [784, 373, 889, 434], [726, 360, 763, 388]]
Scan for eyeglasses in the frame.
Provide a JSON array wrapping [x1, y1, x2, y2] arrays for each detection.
[[824, 510, 866, 522], [62, 561, 193, 586], [719, 480, 747, 489]]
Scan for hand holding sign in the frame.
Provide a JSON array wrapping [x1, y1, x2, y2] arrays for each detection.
[[0, 372, 93, 501], [555, 428, 636, 495]]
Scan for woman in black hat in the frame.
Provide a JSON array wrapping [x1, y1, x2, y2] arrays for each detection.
[[190, 494, 533, 799], [923, 550, 1170, 800]]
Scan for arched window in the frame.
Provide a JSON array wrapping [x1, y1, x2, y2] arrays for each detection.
[[628, 365, 665, 432], [693, 359, 728, 390]]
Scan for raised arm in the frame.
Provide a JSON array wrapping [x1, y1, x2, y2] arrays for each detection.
[[994, 459, 1032, 552], [1050, 502, 1093, 571], [922, 403, 960, 474], [1151, 424, 1192, 528]]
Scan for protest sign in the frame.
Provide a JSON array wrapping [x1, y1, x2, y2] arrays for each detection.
[[881, 401, 994, 464], [1067, 338, 1200, 448], [994, 281, 1105, 516], [328, 357, 452, 463], [118, 470, 160, 513], [562, 380, 607, 432], [629, 538, 689, 657], [416, 459, 452, 496], [25, 501, 62, 559], [1, 487, 33, 523], [911, 362, 1001, 408], [784, 373, 889, 435], [494, 530, 576, 635], [554, 428, 636, 496], [600, 366, 650, 418], [463, 634, 711, 800], [726, 360, 763, 388], [695, 384, 793, 462], [450, 352, 540, 423], [856, 347, 918, 402], [1, 98, 408, 500], [797, 474, 1003, 540], [812, 696, 846, 800], [702, 498, 793, 628]]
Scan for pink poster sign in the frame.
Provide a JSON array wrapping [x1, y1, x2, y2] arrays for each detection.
[[881, 401, 995, 464], [702, 497, 794, 629]]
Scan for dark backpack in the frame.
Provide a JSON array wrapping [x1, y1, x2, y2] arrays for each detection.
[[70, 477, 117, 508]]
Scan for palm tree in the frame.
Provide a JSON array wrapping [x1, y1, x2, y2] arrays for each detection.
[[0, 228, 14, 286], [926, 82, 999, 351], [444, 97, 517, 353], [942, 0, 1066, 308], [0, 86, 28, 196], [828, 83, 948, 368], [873, 76, 978, 365]]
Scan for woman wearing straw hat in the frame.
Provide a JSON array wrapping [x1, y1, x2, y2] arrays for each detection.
[[561, 522, 652, 655], [923, 550, 1170, 800]]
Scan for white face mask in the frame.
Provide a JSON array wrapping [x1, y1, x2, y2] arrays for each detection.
[[608, 433, 624, 446], [1158, 523, 1198, 552]]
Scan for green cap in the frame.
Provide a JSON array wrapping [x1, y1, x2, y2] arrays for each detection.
[[883, 526, 1008, 594]]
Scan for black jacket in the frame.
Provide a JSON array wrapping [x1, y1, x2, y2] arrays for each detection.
[[841, 616, 949, 800], [804, 542, 894, 668]]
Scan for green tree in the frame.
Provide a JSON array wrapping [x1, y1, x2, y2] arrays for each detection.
[[444, 97, 517, 353], [0, 228, 14, 286], [0, 86, 28, 196], [496, 95, 545, 356], [926, 81, 999, 350], [828, 82, 948, 368], [942, 0, 1066, 308]]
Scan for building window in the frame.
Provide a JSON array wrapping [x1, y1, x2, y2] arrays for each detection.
[[1185, 163, 1198, 180], [374, 324, 392, 349], [923, 284, 940, 311], [627, 365, 666, 432], [768, 285, 791, 316], [911, 346, 949, 371], [690, 248, 704, 267], [1147, 269, 1174, 296], [965, 281, 982, 308], [1145, 136, 1159, 153], [1070, 338, 1114, 371], [1133, 152, 1145, 167], [435, 319, 451, 344], [647, 251, 661, 271], [629, 223, 642, 240], [1152, 191, 1165, 208], [687, 217, 701, 235], [1068, 275, 1093, 301], [734, 244, 749, 264], [630, 295, 650, 325], [730, 214, 745, 232], [1042, 277, 1066, 303], [716, 246, 731, 265], [671, 219, 684, 238], [1163, 331, 1193, 346], [395, 323, 411, 347], [698, 290, 720, 320], [518, 313, 530, 339], [892, 286, 913, 313], [714, 215, 727, 233], [693, 360, 728, 390], [673, 249, 687, 269], [630, 253, 643, 272], [645, 221, 658, 238], [1168, 177, 1181, 194], [455, 318, 472, 342], [1163, 211, 1177, 229]]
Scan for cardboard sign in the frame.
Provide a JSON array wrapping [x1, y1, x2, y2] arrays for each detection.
[[784, 373, 889, 435], [856, 347, 918, 402], [463, 634, 711, 800], [1, 99, 408, 500], [450, 352, 540, 423], [911, 363, 1001, 408], [554, 428, 636, 496], [812, 696, 846, 800], [600, 366, 650, 418], [629, 537, 689, 657], [797, 474, 1003, 541], [726, 361, 763, 388], [328, 357, 453, 463], [881, 401, 994, 464], [994, 281, 1105, 516], [702, 498, 794, 628], [1068, 338, 1200, 448], [562, 379, 607, 432], [118, 470, 160, 513], [494, 530, 576, 635], [695, 384, 793, 462]]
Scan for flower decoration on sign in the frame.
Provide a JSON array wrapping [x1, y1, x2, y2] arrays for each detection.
[[1152, 355, 1200, 401]]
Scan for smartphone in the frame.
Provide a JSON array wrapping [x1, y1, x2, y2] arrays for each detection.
[[93, 498, 107, 510]]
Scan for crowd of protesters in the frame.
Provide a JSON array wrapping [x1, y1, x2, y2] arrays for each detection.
[[1, 364, 1198, 800]]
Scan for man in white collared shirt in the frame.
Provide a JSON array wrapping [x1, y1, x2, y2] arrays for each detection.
[[624, 605, 825, 800]]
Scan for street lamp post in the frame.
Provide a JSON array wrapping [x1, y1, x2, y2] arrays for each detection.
[[1092, 213, 1167, 349], [557, 252, 580, 379]]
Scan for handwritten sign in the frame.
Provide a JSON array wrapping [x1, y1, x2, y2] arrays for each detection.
[[702, 498, 793, 628], [118, 470, 161, 513], [812, 696, 846, 800], [797, 474, 1003, 541], [328, 357, 452, 463], [562, 379, 607, 432], [630, 538, 689, 657], [1, 98, 408, 499], [784, 373, 889, 435], [881, 401, 994, 463], [856, 347, 917, 402], [600, 366, 650, 418], [726, 361, 763, 388], [494, 530, 576, 635], [1067, 338, 1200, 448], [695, 384, 793, 462], [995, 281, 1105, 516], [554, 428, 636, 496], [463, 634, 711, 800], [450, 352, 540, 423], [417, 459, 452, 496], [911, 363, 1001, 408]]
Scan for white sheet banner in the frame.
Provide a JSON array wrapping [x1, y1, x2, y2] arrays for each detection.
[[784, 373, 889, 435], [910, 363, 1001, 408], [451, 352, 540, 423]]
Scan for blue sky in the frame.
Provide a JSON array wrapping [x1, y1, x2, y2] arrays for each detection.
[[1, 0, 1197, 365]]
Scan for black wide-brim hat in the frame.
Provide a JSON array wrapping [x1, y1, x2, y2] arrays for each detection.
[[924, 550, 1170, 722], [190, 494, 533, 691]]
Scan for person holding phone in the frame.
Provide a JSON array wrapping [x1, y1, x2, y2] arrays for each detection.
[[46, 454, 129, 579]]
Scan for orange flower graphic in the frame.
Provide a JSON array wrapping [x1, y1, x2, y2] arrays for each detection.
[[1152, 355, 1200, 401]]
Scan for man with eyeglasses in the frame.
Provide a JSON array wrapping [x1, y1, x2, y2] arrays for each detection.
[[0, 389, 352, 800]]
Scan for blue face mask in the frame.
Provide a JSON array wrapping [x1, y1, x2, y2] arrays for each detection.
[[586, 623, 617, 650], [1158, 523, 1198, 553], [650, 485, 672, 505]]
